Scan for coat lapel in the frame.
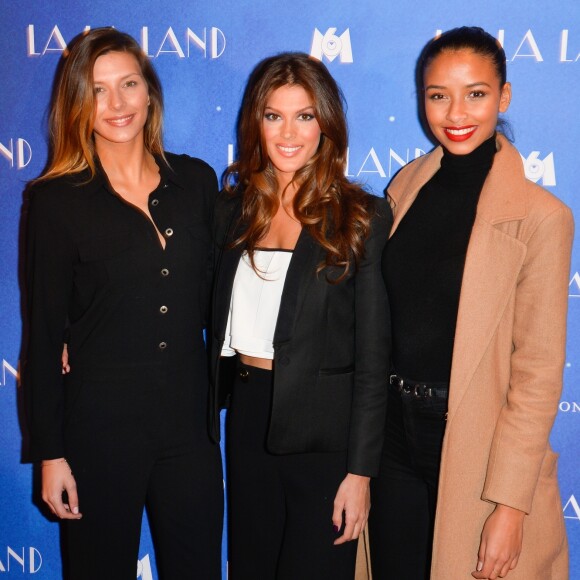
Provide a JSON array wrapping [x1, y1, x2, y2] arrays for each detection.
[[447, 136, 528, 418], [447, 218, 526, 417], [389, 147, 443, 236]]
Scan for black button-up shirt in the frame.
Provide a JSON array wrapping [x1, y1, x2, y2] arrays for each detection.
[[24, 153, 218, 460]]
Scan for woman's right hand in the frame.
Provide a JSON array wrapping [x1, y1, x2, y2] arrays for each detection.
[[41, 459, 82, 520]]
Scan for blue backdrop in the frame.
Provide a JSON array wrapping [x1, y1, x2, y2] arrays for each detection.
[[1, 0, 579, 577]]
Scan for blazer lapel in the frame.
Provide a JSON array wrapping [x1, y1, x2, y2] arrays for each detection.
[[213, 199, 321, 346], [273, 228, 321, 346]]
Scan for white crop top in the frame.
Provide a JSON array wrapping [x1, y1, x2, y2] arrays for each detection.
[[221, 249, 293, 359]]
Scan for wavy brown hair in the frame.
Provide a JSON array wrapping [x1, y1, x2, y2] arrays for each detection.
[[224, 52, 372, 282], [37, 27, 164, 182]]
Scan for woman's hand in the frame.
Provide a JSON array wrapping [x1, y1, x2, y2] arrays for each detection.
[[41, 459, 82, 520], [61, 344, 70, 374], [471, 503, 525, 579], [332, 473, 370, 545]]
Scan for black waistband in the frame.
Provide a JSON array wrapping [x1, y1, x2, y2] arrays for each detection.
[[236, 363, 273, 384]]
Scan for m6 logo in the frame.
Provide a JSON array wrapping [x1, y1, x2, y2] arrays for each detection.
[[310, 28, 353, 63], [521, 151, 556, 186]]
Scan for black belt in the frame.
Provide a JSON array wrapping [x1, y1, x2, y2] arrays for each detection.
[[389, 374, 449, 399]]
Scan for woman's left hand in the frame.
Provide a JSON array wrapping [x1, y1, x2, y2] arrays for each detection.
[[471, 503, 525, 579], [332, 473, 370, 545], [61, 343, 70, 374]]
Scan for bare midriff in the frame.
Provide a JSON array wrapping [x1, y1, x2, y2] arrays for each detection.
[[239, 353, 273, 370]]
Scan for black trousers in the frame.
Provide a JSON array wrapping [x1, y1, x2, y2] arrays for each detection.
[[226, 365, 357, 580], [369, 379, 448, 580], [62, 357, 223, 580]]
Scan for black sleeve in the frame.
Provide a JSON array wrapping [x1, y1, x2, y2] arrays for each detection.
[[347, 196, 393, 476], [195, 159, 220, 328], [23, 183, 75, 461], [171, 154, 219, 328]]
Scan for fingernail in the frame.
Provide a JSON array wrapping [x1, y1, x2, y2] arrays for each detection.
[[477, 562, 483, 572], [72, 507, 79, 514], [333, 525, 339, 533]]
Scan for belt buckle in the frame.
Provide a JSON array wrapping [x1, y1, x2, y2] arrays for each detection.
[[389, 374, 404, 391], [390, 374, 435, 398], [412, 383, 433, 398]]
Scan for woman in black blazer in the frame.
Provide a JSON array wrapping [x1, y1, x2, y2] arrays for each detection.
[[209, 53, 391, 579], [24, 28, 222, 579]]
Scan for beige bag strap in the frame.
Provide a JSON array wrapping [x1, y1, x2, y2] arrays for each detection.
[[355, 524, 372, 580]]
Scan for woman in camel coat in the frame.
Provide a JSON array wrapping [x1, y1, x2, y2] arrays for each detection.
[[368, 27, 572, 580], [384, 132, 571, 579]]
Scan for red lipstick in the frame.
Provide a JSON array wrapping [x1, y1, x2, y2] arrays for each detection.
[[443, 126, 477, 142]]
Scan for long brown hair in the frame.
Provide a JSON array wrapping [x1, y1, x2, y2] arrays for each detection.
[[38, 27, 164, 182], [224, 52, 372, 281]]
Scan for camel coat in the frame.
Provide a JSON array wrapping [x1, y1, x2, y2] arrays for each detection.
[[361, 134, 572, 579]]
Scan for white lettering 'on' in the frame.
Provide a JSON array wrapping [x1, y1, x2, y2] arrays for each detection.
[[559, 401, 580, 412]]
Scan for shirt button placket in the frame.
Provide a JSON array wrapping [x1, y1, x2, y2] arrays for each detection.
[[153, 183, 170, 354], [159, 264, 169, 351]]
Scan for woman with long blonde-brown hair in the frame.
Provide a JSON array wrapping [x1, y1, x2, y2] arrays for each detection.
[[24, 28, 222, 579], [208, 52, 391, 579]]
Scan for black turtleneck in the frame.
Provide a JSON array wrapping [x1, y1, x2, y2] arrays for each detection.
[[383, 135, 496, 382]]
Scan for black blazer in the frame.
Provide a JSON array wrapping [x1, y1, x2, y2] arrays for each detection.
[[208, 191, 392, 477]]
